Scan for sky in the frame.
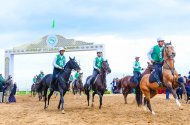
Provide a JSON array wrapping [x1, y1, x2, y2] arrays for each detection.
[[0, 0, 190, 90]]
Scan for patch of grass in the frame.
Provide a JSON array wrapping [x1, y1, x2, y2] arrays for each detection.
[[16, 91, 31, 95], [104, 90, 111, 94]]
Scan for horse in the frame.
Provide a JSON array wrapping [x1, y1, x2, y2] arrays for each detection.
[[117, 62, 154, 104], [72, 73, 84, 97], [84, 60, 111, 109], [34, 76, 44, 101], [31, 83, 36, 97], [136, 42, 183, 115], [37, 57, 80, 114]]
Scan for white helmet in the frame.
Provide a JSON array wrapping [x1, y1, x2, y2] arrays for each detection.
[[59, 47, 65, 51], [97, 49, 103, 53], [157, 37, 165, 42]]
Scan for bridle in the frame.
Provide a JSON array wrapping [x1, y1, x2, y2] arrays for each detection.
[[163, 44, 176, 86]]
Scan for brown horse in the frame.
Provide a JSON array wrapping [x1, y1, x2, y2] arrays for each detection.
[[117, 62, 153, 104], [136, 42, 182, 115], [72, 73, 84, 97]]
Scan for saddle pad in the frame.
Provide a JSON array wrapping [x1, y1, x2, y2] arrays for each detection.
[[130, 76, 135, 84]]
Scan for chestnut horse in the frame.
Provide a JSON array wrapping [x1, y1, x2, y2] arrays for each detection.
[[136, 42, 182, 115], [117, 62, 153, 104]]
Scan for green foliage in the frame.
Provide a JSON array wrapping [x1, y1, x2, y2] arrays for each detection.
[[104, 90, 111, 94], [16, 91, 31, 95]]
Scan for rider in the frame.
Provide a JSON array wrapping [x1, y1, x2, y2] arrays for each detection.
[[147, 37, 165, 86], [33, 76, 37, 84], [133, 56, 143, 85], [50, 47, 66, 90], [188, 71, 190, 82], [38, 71, 44, 80], [74, 71, 80, 87], [87, 49, 104, 89]]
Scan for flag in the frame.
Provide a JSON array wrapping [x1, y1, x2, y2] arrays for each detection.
[[52, 19, 55, 29]]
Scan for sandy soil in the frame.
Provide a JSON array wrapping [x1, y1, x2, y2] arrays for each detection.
[[0, 93, 190, 125]]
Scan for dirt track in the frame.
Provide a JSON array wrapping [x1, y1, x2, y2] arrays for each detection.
[[0, 93, 190, 125]]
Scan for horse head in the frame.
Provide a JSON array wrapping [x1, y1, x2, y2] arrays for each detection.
[[102, 60, 111, 74], [164, 42, 176, 59], [67, 57, 80, 71], [147, 62, 154, 71]]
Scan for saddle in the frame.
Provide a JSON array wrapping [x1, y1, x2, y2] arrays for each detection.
[[149, 71, 163, 83]]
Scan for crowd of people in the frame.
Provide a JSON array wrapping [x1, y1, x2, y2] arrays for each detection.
[[166, 72, 190, 100], [0, 74, 17, 104]]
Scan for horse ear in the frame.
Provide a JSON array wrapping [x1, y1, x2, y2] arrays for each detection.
[[147, 62, 150, 65], [69, 56, 71, 60], [73, 57, 75, 60], [170, 41, 172, 45]]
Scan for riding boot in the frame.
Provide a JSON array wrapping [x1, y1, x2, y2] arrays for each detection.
[[87, 77, 93, 90], [153, 73, 162, 86]]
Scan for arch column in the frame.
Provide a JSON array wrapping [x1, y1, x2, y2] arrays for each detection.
[[4, 53, 14, 79]]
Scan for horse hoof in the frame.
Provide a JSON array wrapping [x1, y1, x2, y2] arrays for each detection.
[[62, 110, 66, 114], [179, 106, 183, 110], [151, 111, 156, 115], [143, 106, 147, 111]]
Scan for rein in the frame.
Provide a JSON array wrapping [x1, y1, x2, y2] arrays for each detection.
[[163, 46, 176, 86]]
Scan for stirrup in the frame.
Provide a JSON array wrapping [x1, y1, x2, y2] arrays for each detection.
[[157, 81, 163, 87]]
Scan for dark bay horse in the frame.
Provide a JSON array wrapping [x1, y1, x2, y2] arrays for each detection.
[[31, 76, 42, 98], [31, 83, 36, 97], [117, 62, 153, 104], [136, 42, 182, 115], [37, 57, 80, 114], [72, 73, 84, 97], [84, 60, 111, 109]]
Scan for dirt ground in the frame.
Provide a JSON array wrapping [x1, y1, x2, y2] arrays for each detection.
[[0, 93, 190, 125]]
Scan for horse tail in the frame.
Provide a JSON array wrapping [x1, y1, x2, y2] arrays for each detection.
[[136, 83, 142, 107]]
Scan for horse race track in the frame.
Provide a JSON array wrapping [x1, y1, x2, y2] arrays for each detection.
[[0, 94, 190, 125]]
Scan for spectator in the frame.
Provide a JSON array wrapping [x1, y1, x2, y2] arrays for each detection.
[[0, 74, 5, 103], [4, 75, 13, 103], [9, 83, 17, 103], [166, 88, 170, 100], [110, 78, 118, 94]]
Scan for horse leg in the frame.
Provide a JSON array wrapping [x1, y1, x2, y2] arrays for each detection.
[[167, 85, 182, 109], [122, 88, 127, 104], [97, 91, 103, 109], [44, 88, 48, 110], [58, 89, 65, 114], [143, 97, 147, 111], [142, 88, 155, 114], [87, 92, 90, 107], [79, 89, 82, 97], [91, 91, 96, 107], [58, 99, 61, 110], [61, 91, 67, 114], [48, 90, 54, 106]]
